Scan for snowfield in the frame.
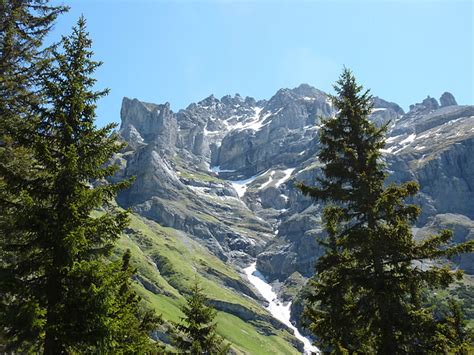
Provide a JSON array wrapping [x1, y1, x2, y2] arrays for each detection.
[[244, 263, 319, 354]]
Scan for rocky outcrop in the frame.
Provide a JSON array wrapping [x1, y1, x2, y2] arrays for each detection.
[[415, 138, 474, 222], [409, 95, 439, 113], [415, 214, 474, 273], [215, 85, 332, 174], [370, 96, 405, 128], [120, 98, 178, 150], [440, 92, 457, 107], [204, 267, 263, 301], [373, 96, 405, 115], [207, 300, 284, 335]]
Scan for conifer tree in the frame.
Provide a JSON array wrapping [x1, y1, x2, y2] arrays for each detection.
[[0, 0, 66, 141], [176, 279, 229, 354], [297, 68, 474, 353], [0, 0, 66, 351], [38, 16, 160, 353], [2, 15, 161, 352], [104, 249, 163, 353]]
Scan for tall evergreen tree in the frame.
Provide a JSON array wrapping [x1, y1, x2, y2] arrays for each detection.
[[297, 68, 474, 353], [37, 16, 153, 353], [0, 0, 66, 351], [176, 279, 229, 354], [2, 15, 160, 352]]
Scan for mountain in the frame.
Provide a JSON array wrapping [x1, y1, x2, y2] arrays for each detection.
[[111, 84, 474, 351]]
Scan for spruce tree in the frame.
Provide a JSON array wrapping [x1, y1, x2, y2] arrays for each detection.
[[0, 0, 66, 351], [0, 0, 67, 142], [104, 249, 163, 353], [2, 15, 161, 352], [38, 16, 160, 353], [176, 279, 229, 354], [297, 68, 474, 353]]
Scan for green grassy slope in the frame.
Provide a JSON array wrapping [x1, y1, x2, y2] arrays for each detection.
[[113, 212, 300, 354]]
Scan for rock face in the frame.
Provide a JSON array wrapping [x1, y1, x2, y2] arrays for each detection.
[[114, 86, 474, 292], [440, 92, 457, 107], [414, 214, 474, 274]]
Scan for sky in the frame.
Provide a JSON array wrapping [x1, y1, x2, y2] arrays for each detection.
[[49, 0, 473, 127]]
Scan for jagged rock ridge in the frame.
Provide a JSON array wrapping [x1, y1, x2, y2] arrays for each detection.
[[114, 85, 474, 308]]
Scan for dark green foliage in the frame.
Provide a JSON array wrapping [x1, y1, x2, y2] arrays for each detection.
[[100, 250, 163, 353], [0, 0, 67, 141], [38, 17, 132, 353], [453, 284, 474, 320], [175, 279, 229, 354], [0, 0, 67, 351], [297, 68, 474, 354], [1, 13, 161, 353], [436, 300, 474, 354]]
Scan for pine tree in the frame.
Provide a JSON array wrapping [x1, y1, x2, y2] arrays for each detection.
[[0, 0, 67, 351], [176, 279, 229, 354], [104, 249, 163, 353], [37, 16, 160, 353], [297, 68, 474, 353], [0, 0, 67, 142], [2, 15, 160, 352]]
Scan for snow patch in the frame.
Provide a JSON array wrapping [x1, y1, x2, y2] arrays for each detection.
[[244, 263, 319, 354], [209, 165, 236, 173], [230, 172, 264, 198], [382, 133, 417, 154], [399, 133, 416, 145], [188, 184, 242, 204], [416, 132, 431, 140], [386, 134, 403, 143], [275, 168, 295, 188], [225, 107, 270, 132], [380, 147, 396, 154], [260, 171, 275, 189], [203, 126, 219, 136], [325, 96, 333, 107]]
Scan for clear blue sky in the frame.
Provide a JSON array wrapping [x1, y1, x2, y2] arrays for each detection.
[[50, 0, 473, 127]]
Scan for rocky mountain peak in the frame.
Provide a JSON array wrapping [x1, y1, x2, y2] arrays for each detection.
[[114, 85, 474, 289], [372, 96, 405, 115], [408, 95, 444, 113], [197, 94, 219, 108], [440, 92, 457, 107], [291, 83, 325, 98], [408, 92, 460, 114], [119, 97, 177, 150], [268, 84, 328, 108], [422, 96, 440, 110]]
